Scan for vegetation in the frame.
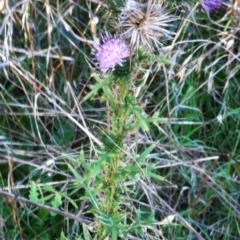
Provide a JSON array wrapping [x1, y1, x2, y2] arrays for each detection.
[[0, 0, 239, 239]]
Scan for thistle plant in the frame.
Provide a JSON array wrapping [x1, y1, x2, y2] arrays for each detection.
[[83, 27, 169, 238], [81, 2, 183, 239], [82, 32, 136, 238]]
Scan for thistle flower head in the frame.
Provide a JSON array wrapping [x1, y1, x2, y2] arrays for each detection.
[[200, 0, 222, 12], [94, 32, 130, 75], [119, 0, 176, 52]]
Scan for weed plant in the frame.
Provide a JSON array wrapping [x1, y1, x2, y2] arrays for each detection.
[[0, 0, 240, 239]]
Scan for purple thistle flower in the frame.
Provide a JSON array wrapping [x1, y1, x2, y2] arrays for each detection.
[[200, 0, 222, 12], [94, 32, 130, 75]]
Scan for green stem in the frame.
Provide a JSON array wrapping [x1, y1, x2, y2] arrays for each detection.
[[105, 81, 129, 213], [107, 157, 119, 212]]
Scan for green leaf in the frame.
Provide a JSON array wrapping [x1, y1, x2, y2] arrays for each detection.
[[60, 231, 67, 240], [83, 224, 92, 240], [148, 170, 166, 182], [111, 228, 118, 240], [54, 193, 62, 208], [224, 107, 240, 119], [50, 193, 62, 216], [79, 150, 85, 164], [83, 75, 111, 102], [43, 184, 55, 192], [149, 112, 168, 124], [156, 55, 175, 65], [68, 163, 84, 184], [43, 183, 78, 209], [130, 107, 149, 131], [29, 181, 39, 202], [136, 144, 155, 163], [68, 164, 99, 210]]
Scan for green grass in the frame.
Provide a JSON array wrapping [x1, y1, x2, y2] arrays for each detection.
[[0, 0, 240, 239]]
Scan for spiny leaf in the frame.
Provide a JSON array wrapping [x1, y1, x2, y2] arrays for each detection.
[[50, 193, 62, 217], [29, 181, 39, 203]]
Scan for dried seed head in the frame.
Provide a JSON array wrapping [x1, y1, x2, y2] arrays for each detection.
[[119, 0, 176, 52]]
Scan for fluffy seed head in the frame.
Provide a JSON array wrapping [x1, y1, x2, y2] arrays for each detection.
[[119, 0, 176, 52], [200, 0, 222, 12], [94, 32, 130, 75]]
